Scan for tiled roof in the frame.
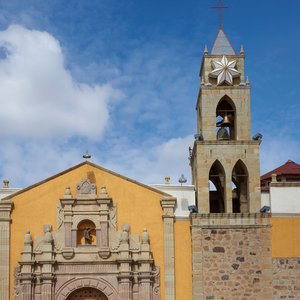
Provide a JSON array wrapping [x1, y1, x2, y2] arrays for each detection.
[[260, 160, 300, 181], [211, 28, 236, 55]]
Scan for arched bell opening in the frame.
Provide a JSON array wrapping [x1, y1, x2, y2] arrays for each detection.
[[77, 220, 96, 246], [232, 160, 249, 213], [67, 287, 108, 300], [209, 160, 226, 213], [216, 96, 236, 140]]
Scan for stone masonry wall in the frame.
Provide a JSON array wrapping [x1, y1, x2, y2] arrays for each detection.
[[273, 258, 300, 299], [191, 214, 273, 300]]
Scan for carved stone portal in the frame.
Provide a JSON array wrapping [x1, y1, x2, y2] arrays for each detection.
[[67, 288, 108, 300], [14, 179, 160, 300]]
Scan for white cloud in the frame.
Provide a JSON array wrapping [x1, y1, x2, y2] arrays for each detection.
[[102, 135, 194, 185], [260, 135, 300, 175], [0, 25, 121, 140]]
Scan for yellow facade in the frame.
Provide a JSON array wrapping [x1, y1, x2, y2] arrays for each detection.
[[9, 162, 179, 300], [8, 160, 300, 300], [174, 220, 193, 300], [271, 217, 300, 257]]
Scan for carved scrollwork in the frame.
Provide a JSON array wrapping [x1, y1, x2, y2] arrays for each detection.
[[56, 201, 64, 230], [76, 179, 96, 195]]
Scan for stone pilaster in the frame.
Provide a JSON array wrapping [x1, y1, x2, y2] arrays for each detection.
[[138, 229, 153, 300], [60, 188, 74, 248], [138, 275, 152, 300], [96, 186, 112, 251], [160, 196, 176, 300], [39, 227, 55, 300], [191, 225, 204, 300], [118, 275, 133, 300], [18, 231, 34, 300], [0, 199, 13, 300]]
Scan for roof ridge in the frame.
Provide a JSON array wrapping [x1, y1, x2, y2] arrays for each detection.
[[2, 161, 170, 200]]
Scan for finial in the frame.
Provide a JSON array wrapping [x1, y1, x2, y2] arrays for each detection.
[[100, 186, 108, 195], [165, 176, 170, 185], [121, 224, 130, 243], [240, 45, 244, 55], [211, 0, 228, 29], [83, 150, 91, 160], [63, 186, 72, 198], [271, 174, 277, 182], [44, 226, 53, 243], [141, 228, 149, 244], [24, 230, 32, 245], [178, 174, 187, 185], [3, 180, 9, 188], [204, 45, 208, 55], [246, 76, 250, 85]]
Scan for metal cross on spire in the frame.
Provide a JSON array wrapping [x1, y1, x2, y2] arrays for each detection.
[[211, 0, 228, 29]]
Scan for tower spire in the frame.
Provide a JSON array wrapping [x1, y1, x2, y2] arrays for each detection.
[[211, 0, 228, 29]]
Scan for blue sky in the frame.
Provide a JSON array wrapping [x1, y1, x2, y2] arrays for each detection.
[[0, 0, 299, 187]]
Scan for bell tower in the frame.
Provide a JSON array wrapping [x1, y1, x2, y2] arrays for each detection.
[[190, 28, 261, 213]]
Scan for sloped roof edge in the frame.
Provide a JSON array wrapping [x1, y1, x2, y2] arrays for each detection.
[[211, 28, 236, 55], [3, 161, 171, 200], [261, 160, 300, 181]]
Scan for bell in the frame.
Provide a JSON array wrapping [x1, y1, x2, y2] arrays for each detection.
[[220, 114, 231, 127]]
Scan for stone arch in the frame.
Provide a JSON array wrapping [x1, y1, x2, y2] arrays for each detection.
[[72, 215, 100, 230], [209, 160, 226, 213], [56, 277, 119, 300], [232, 159, 249, 213], [216, 95, 236, 140], [67, 287, 108, 300]]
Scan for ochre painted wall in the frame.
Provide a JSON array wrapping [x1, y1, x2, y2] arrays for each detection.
[[174, 219, 193, 300], [9, 163, 166, 299], [271, 217, 300, 257]]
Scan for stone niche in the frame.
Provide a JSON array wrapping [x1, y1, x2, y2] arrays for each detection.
[[14, 179, 160, 300]]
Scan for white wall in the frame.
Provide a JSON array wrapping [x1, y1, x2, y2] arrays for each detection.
[[270, 185, 300, 213], [261, 192, 270, 209], [150, 184, 195, 218]]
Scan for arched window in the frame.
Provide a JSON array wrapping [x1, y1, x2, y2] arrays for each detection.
[[216, 96, 236, 140], [209, 160, 226, 213], [232, 160, 249, 213], [77, 220, 96, 246]]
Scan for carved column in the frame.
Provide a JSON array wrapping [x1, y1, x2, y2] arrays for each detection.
[[97, 186, 112, 251], [60, 187, 74, 248], [138, 229, 153, 300], [40, 226, 55, 300], [225, 172, 232, 213], [19, 231, 34, 300], [0, 200, 13, 300], [160, 196, 176, 300], [118, 225, 133, 300]]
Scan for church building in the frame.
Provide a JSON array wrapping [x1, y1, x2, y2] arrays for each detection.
[[0, 26, 300, 300]]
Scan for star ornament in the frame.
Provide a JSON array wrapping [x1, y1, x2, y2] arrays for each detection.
[[209, 56, 240, 85]]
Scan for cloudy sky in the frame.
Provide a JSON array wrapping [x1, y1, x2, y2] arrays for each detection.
[[0, 0, 299, 188]]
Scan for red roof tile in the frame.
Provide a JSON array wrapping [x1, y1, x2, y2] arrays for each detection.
[[261, 160, 300, 181]]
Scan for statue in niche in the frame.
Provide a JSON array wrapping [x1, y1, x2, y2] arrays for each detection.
[[84, 227, 92, 244]]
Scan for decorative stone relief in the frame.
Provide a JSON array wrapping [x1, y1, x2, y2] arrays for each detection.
[[209, 56, 240, 85], [76, 179, 96, 195], [14, 179, 160, 300], [56, 201, 63, 229], [109, 204, 117, 229]]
